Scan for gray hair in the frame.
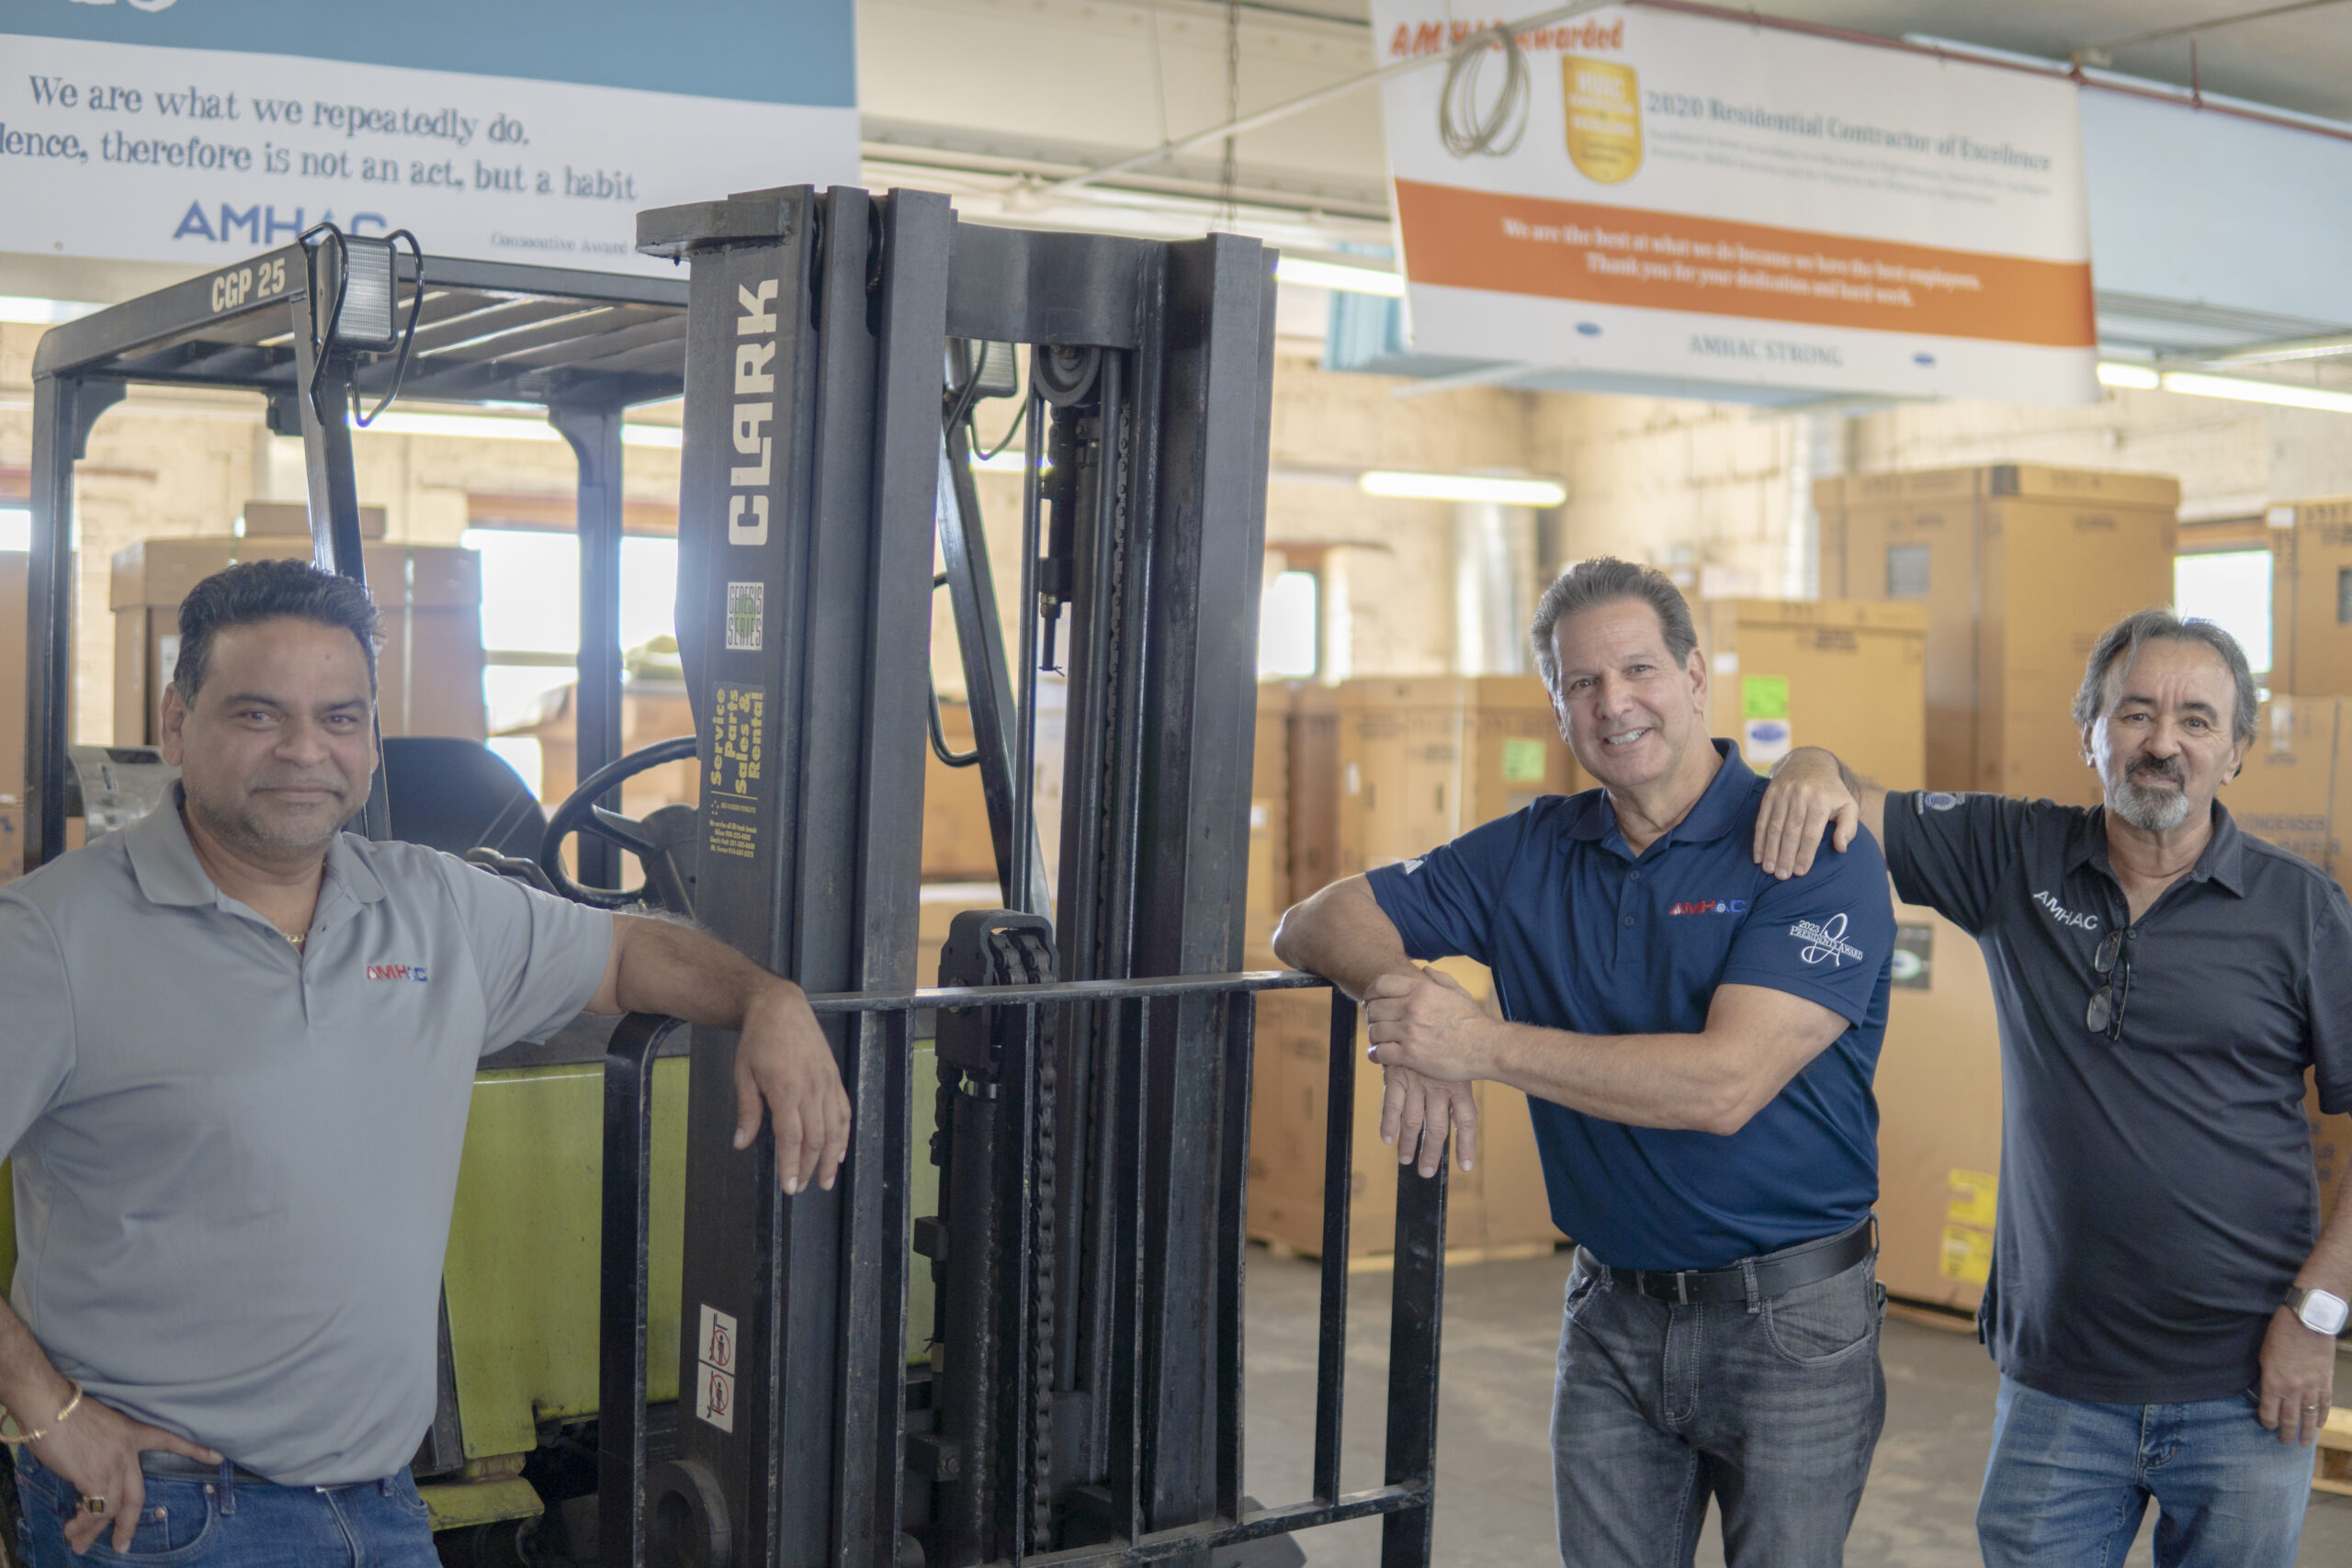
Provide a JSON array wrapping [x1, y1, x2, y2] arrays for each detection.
[[1529, 557, 1700, 695], [2071, 607, 2257, 749]]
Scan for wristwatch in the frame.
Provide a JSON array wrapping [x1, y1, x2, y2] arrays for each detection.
[[2286, 1284, 2350, 1337]]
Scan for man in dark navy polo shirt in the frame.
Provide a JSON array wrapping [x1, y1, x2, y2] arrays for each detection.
[[1274, 558, 1896, 1567], [1757, 608, 2352, 1568]]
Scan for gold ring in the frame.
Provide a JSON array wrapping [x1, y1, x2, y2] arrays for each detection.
[[79, 1496, 107, 1516]]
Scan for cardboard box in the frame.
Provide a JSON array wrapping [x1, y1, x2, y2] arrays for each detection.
[[1816, 465, 2179, 804], [2222, 696, 2352, 881], [111, 537, 487, 742], [2266, 496, 2352, 695], [1335, 675, 1587, 878], [503, 682, 699, 826], [1871, 897, 2004, 1315], [1247, 683, 1290, 955], [1696, 599, 1928, 791], [1285, 682, 1341, 906], [1245, 959, 1567, 1258], [923, 700, 1000, 885]]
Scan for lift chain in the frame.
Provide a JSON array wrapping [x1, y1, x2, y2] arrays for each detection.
[[1006, 927, 1060, 1553]]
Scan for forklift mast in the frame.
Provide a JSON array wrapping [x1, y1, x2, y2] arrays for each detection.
[[601, 186, 1452, 1568]]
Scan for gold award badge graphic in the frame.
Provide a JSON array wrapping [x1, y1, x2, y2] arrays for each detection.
[[1564, 56, 1642, 183]]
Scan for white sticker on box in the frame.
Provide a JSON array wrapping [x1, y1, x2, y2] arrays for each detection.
[[694, 1304, 740, 1432], [1712, 650, 1739, 675]]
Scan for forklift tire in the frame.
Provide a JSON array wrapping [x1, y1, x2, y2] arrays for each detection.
[[433, 1517, 535, 1568]]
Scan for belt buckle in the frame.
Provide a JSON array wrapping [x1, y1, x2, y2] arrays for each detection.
[[1674, 1271, 1690, 1306]]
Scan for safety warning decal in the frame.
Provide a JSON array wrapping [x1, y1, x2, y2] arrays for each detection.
[[695, 1304, 737, 1433], [707, 682, 765, 862]]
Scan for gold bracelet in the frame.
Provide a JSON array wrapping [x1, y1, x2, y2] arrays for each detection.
[[0, 1381, 85, 1447]]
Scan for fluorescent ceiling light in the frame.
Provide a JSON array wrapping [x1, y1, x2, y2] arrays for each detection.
[[2096, 361, 2160, 390], [2157, 371, 2352, 416], [0, 296, 102, 326], [1360, 470, 1567, 507], [1274, 257, 1406, 299]]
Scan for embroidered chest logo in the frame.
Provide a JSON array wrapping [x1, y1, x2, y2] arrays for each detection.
[[2031, 890, 2099, 931], [1668, 898, 1748, 916], [365, 964, 430, 982], [1790, 912, 1865, 966]]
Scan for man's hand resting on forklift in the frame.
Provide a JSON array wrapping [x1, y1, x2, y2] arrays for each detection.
[[1366, 967, 1488, 1178], [733, 985, 853, 1196], [592, 914, 853, 1195]]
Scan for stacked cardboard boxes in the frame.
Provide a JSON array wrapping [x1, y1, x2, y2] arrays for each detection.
[[112, 531, 487, 743], [1695, 599, 1928, 790], [1250, 675, 1579, 1258], [1246, 959, 1567, 1258], [922, 699, 1000, 886], [1816, 464, 2179, 805], [2266, 496, 2352, 694], [1872, 900, 2004, 1314], [1247, 682, 1290, 960], [1284, 683, 1340, 907], [1334, 675, 1585, 879]]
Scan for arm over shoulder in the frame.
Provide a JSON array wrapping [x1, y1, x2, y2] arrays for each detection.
[[1719, 829, 1896, 1028]]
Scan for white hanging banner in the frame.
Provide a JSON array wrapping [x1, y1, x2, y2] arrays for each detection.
[[0, 0, 858, 276], [1369, 4, 2099, 402]]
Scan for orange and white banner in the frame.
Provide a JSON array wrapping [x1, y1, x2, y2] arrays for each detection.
[[1371, 4, 2098, 401]]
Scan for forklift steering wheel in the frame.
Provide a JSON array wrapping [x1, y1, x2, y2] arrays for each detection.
[[539, 735, 701, 909]]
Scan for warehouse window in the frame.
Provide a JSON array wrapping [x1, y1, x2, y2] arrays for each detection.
[[1260, 568, 1318, 678], [2173, 549, 2270, 675], [463, 527, 680, 732]]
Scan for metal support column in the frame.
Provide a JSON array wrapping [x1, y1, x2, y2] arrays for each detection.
[[636, 183, 945, 1568], [552, 401, 629, 890], [24, 374, 124, 871]]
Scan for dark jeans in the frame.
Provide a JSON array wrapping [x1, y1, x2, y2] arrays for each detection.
[[1552, 1241, 1888, 1567], [13, 1448, 438, 1568]]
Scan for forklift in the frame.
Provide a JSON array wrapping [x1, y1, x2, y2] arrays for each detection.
[[12, 191, 1453, 1568]]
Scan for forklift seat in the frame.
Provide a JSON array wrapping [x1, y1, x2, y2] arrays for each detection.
[[380, 737, 547, 861]]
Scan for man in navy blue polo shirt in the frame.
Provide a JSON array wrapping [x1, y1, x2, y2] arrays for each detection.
[[1274, 557, 1896, 1567]]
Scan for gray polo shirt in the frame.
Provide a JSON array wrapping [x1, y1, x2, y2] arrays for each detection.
[[1883, 791, 2352, 1404], [0, 796, 612, 1484]]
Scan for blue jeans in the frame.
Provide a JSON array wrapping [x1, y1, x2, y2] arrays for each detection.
[[12, 1449, 438, 1568], [1976, 1374, 2313, 1568], [1551, 1243, 1888, 1566]]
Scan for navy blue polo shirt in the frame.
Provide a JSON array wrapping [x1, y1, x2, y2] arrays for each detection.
[[1365, 740, 1895, 1271]]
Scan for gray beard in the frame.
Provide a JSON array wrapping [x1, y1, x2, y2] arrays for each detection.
[[2109, 773, 2194, 832]]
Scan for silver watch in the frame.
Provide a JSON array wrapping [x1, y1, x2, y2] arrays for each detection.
[[2286, 1284, 2350, 1337]]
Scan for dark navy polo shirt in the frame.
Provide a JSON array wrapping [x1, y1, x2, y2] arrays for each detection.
[[1884, 791, 2352, 1404], [1366, 740, 1895, 1272]]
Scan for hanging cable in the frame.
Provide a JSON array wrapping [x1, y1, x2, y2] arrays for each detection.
[[971, 395, 1029, 463], [1440, 22, 1532, 158], [352, 229, 425, 429]]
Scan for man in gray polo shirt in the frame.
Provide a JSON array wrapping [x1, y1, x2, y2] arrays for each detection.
[[0, 559, 849, 1564], [1755, 608, 2352, 1568]]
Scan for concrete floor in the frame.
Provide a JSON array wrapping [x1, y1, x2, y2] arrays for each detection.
[[1241, 1246, 2352, 1567]]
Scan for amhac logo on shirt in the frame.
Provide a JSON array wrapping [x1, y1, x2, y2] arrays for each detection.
[[1668, 898, 1748, 916], [2031, 890, 2099, 931], [1790, 912, 1865, 966], [365, 964, 430, 982]]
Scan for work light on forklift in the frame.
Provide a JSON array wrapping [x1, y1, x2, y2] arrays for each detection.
[[329, 233, 402, 350]]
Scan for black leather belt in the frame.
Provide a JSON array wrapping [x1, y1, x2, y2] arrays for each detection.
[[1585, 1216, 1875, 1306]]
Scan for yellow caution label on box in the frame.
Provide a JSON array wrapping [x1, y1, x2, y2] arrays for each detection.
[[1947, 1168, 1998, 1229], [1939, 1224, 1993, 1284]]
